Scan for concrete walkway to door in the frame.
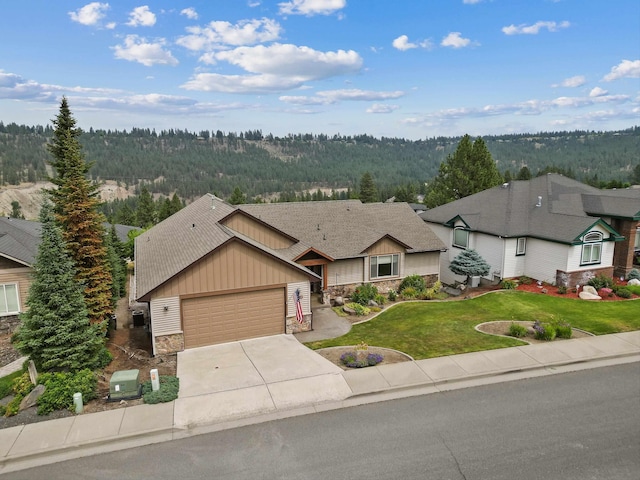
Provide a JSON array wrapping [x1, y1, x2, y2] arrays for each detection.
[[174, 334, 352, 428]]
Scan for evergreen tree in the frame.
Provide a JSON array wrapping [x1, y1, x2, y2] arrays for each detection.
[[10, 201, 24, 219], [516, 166, 532, 180], [116, 203, 136, 226], [449, 249, 491, 283], [46, 98, 113, 325], [106, 225, 127, 307], [632, 164, 640, 185], [13, 202, 107, 372], [169, 192, 183, 215], [424, 135, 503, 207], [359, 172, 378, 203], [228, 186, 247, 205], [136, 186, 156, 227]]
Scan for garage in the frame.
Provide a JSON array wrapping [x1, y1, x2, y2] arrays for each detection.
[[182, 288, 285, 348]]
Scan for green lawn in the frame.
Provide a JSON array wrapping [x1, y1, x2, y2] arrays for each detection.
[[306, 291, 640, 360]]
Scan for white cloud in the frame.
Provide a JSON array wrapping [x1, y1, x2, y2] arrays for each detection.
[[392, 35, 417, 51], [176, 18, 281, 51], [502, 21, 570, 35], [0, 71, 54, 101], [367, 103, 399, 114], [180, 8, 198, 20], [278, 0, 346, 16], [126, 6, 156, 27], [463, 0, 482, 4], [113, 35, 178, 67], [183, 44, 362, 94], [603, 59, 640, 81], [69, 2, 110, 27], [280, 89, 404, 105], [589, 87, 608, 97], [441, 32, 474, 48], [553, 75, 586, 88]]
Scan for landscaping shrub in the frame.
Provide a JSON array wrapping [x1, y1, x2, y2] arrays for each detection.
[[533, 321, 556, 341], [501, 279, 517, 290], [345, 302, 370, 316], [142, 375, 179, 404], [508, 323, 527, 338], [350, 283, 378, 306], [421, 281, 442, 300], [37, 369, 97, 415], [374, 294, 386, 305], [0, 369, 25, 399], [400, 287, 418, 299], [399, 275, 426, 293], [554, 322, 573, 339], [519, 276, 533, 285], [623, 284, 640, 296], [627, 269, 640, 281], [340, 351, 384, 368], [1, 372, 33, 418], [614, 287, 632, 299], [599, 287, 613, 297], [387, 290, 397, 302], [557, 285, 568, 294], [587, 274, 613, 290]]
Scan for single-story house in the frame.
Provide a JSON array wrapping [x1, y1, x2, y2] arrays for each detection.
[[135, 196, 445, 354], [0, 217, 136, 333], [419, 173, 639, 287]]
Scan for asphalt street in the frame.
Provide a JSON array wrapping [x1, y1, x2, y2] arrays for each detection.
[[4, 363, 639, 480]]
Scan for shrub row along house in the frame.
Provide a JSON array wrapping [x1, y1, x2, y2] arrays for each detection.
[[420, 174, 639, 287], [134, 196, 445, 355]]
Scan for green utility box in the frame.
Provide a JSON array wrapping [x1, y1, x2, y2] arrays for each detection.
[[108, 369, 142, 401]]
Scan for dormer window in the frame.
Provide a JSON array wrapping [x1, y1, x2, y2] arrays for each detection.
[[581, 231, 603, 265], [453, 227, 469, 249]]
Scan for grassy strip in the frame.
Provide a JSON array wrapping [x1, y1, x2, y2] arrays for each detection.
[[306, 291, 639, 359]]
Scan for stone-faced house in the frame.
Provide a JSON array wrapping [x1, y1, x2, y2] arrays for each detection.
[[420, 174, 639, 287], [135, 196, 445, 354]]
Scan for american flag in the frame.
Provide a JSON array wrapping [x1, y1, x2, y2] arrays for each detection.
[[294, 288, 304, 323]]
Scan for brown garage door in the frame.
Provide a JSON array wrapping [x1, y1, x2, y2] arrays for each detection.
[[182, 288, 285, 348]]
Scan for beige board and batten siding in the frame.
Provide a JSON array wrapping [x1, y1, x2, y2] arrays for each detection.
[[403, 252, 440, 277], [0, 266, 31, 312], [329, 258, 364, 286], [287, 281, 310, 317], [222, 214, 295, 249]]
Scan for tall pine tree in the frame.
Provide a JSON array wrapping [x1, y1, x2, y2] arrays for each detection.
[[47, 97, 113, 324], [13, 202, 108, 372], [425, 135, 503, 207], [359, 172, 378, 203]]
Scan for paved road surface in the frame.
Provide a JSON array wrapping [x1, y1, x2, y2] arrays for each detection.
[[4, 363, 639, 480]]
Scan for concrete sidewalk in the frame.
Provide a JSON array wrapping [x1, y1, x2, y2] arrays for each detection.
[[1, 330, 639, 474]]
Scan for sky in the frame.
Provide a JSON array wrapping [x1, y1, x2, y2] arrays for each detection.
[[1, 0, 638, 140]]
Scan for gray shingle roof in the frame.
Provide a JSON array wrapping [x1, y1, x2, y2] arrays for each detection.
[[238, 200, 445, 259], [420, 174, 639, 243], [0, 217, 42, 266]]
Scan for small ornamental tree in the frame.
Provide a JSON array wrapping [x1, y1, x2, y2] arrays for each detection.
[[13, 202, 107, 372], [449, 249, 491, 283]]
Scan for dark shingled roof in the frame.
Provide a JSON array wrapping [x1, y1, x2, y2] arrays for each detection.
[[419, 174, 639, 243], [0, 217, 42, 266]]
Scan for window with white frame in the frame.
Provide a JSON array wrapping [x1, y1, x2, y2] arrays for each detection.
[[0, 284, 19, 316], [453, 228, 469, 249], [516, 237, 526, 256], [370, 254, 399, 279], [581, 231, 603, 265]]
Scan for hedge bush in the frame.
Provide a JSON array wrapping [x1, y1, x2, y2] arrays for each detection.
[[399, 275, 426, 293], [627, 269, 640, 281], [508, 323, 527, 338], [37, 369, 97, 415], [142, 375, 179, 404], [350, 283, 378, 306]]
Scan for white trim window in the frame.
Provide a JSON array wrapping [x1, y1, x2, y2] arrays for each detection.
[[370, 254, 399, 279], [0, 284, 20, 316], [581, 231, 603, 265], [516, 237, 527, 256], [453, 228, 469, 249]]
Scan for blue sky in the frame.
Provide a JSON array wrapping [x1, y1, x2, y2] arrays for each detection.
[[1, 0, 638, 140]]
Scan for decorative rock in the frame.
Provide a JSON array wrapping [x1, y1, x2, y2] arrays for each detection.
[[582, 285, 599, 295], [333, 296, 344, 306], [343, 305, 356, 315], [628, 278, 640, 286], [579, 291, 601, 300], [368, 300, 378, 307], [443, 286, 462, 297], [19, 384, 45, 411]]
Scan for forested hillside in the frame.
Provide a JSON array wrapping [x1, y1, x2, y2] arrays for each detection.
[[0, 122, 638, 202]]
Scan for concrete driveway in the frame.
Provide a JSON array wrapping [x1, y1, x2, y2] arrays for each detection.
[[174, 334, 352, 428]]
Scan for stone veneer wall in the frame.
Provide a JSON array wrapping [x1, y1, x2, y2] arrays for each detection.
[[0, 315, 21, 335], [286, 313, 312, 334], [325, 274, 439, 301], [154, 333, 184, 355], [555, 266, 614, 288]]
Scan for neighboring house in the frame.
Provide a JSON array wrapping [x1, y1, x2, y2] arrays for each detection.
[[420, 174, 639, 287], [135, 196, 445, 355], [0, 217, 136, 333]]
